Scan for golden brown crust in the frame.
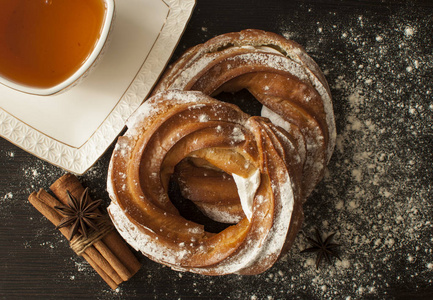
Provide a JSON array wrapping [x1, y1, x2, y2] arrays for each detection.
[[108, 30, 335, 276], [107, 90, 303, 275]]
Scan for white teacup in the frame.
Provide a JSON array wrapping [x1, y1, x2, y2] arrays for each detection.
[[0, 0, 115, 96]]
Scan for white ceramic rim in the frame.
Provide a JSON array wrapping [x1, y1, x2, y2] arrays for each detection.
[[0, 0, 115, 96]]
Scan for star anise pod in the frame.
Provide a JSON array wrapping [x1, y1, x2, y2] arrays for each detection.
[[54, 188, 103, 240], [301, 228, 341, 269]]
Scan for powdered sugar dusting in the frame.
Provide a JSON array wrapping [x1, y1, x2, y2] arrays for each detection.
[[230, 126, 245, 143], [273, 5, 433, 299]]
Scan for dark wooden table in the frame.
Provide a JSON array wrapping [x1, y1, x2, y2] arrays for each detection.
[[1, 0, 432, 299]]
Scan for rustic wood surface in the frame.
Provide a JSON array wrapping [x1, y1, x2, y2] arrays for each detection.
[[1, 0, 432, 299]]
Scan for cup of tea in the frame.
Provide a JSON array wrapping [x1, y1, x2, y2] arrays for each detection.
[[0, 0, 115, 96]]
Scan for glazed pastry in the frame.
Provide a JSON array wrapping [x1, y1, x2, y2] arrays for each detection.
[[107, 90, 304, 275], [107, 30, 336, 275], [152, 29, 336, 198]]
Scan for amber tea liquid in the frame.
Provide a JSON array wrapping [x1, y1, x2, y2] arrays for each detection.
[[0, 0, 106, 89]]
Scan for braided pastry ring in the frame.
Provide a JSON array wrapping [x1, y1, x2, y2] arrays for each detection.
[[107, 90, 304, 275], [153, 29, 336, 198]]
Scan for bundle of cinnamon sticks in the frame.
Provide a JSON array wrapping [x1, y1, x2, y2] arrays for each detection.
[[28, 173, 141, 289]]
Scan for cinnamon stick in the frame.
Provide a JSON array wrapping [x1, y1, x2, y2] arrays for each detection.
[[82, 252, 118, 289], [28, 174, 141, 290], [50, 174, 141, 278], [28, 190, 121, 289], [28, 191, 69, 240]]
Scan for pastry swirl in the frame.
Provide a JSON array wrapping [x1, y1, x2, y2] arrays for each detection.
[[108, 30, 335, 275], [107, 90, 304, 275]]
